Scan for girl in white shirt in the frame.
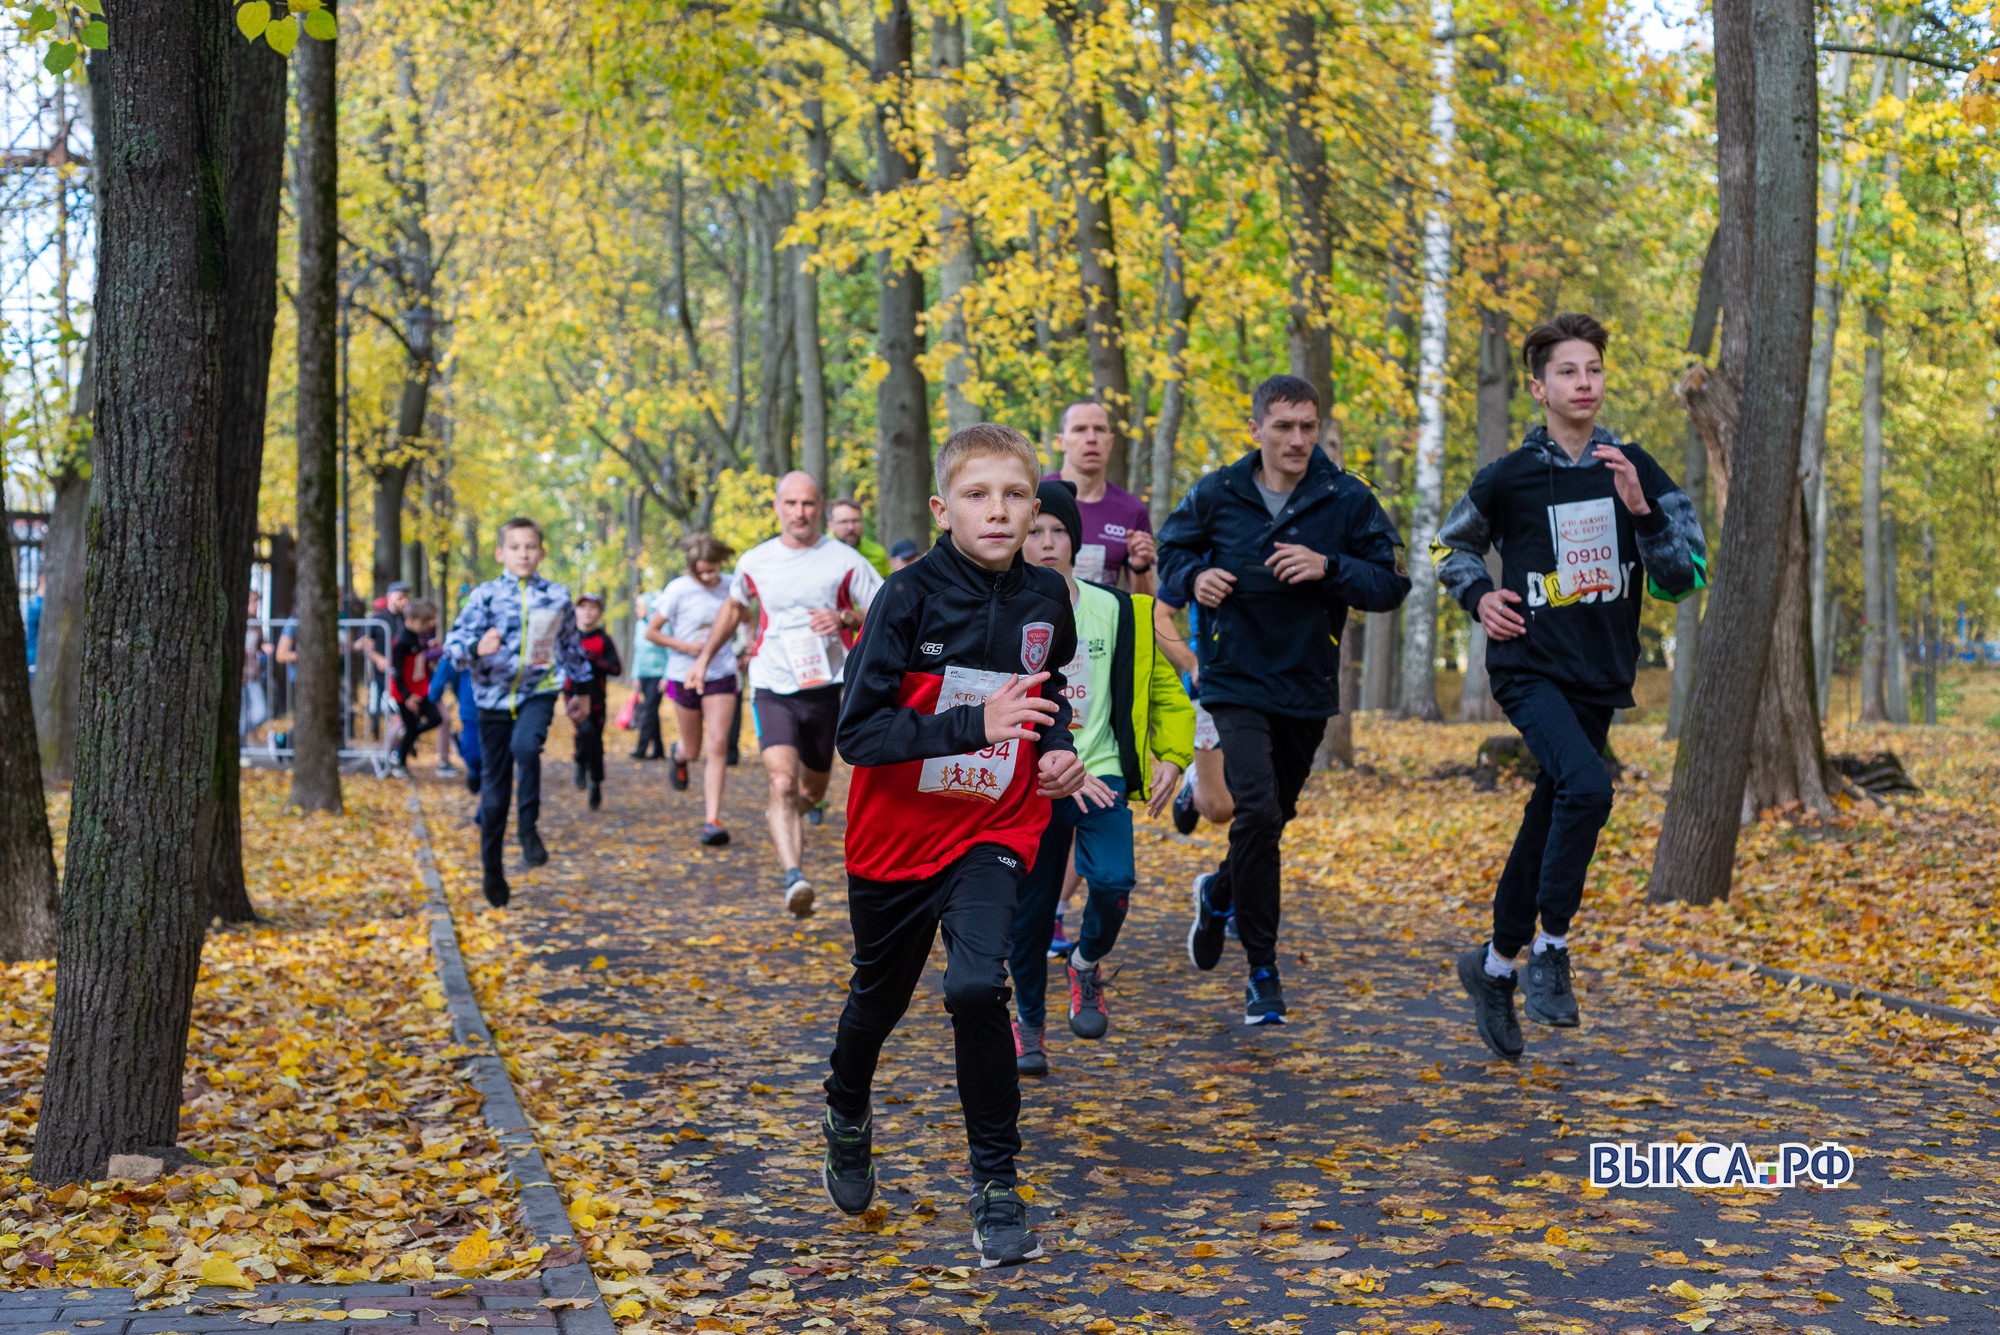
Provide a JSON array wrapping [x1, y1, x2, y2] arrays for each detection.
[[646, 534, 739, 845]]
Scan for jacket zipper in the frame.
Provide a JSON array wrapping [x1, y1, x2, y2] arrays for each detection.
[[509, 577, 529, 718]]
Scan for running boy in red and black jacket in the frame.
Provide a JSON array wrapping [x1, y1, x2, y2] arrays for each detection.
[[822, 423, 1099, 1271], [563, 593, 623, 811]]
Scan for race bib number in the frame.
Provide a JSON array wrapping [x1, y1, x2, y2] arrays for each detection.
[[1193, 700, 1220, 751], [918, 666, 1019, 802], [1060, 644, 1089, 733], [781, 628, 833, 688], [1074, 543, 1108, 585], [1549, 497, 1619, 601], [524, 607, 561, 668]]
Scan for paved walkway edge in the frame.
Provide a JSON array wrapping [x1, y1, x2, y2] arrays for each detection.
[[1642, 939, 2000, 1034], [406, 792, 618, 1335]]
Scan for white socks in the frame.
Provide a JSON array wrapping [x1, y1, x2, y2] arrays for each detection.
[[1072, 950, 1099, 972], [1484, 942, 1517, 978], [1532, 931, 1568, 955]]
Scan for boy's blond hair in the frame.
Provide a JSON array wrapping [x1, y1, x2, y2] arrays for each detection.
[[932, 423, 1040, 497]]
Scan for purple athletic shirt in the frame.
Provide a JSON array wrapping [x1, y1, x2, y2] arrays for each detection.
[[1043, 473, 1153, 585]]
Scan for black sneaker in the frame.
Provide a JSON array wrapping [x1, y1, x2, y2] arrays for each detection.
[[1186, 873, 1229, 972], [969, 1182, 1043, 1269], [806, 802, 826, 827], [699, 822, 730, 847], [573, 762, 586, 790], [1457, 945, 1525, 1061], [482, 868, 510, 909], [1172, 773, 1199, 835], [1244, 966, 1286, 1026], [587, 777, 602, 811], [1013, 1020, 1048, 1078], [821, 1107, 875, 1215], [520, 828, 549, 867], [1068, 960, 1109, 1039], [1522, 945, 1580, 1027], [670, 749, 688, 791]]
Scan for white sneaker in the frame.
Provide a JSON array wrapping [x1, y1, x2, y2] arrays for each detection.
[[784, 868, 815, 918]]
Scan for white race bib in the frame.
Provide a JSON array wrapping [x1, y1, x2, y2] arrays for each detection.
[[1193, 700, 1220, 751], [1060, 643, 1089, 733], [781, 628, 833, 688], [918, 666, 1019, 802], [1074, 543, 1108, 585], [524, 607, 561, 668], [1549, 497, 1619, 600]]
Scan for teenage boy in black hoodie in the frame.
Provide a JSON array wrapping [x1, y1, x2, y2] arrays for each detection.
[[1435, 313, 1706, 1061], [823, 423, 1097, 1270]]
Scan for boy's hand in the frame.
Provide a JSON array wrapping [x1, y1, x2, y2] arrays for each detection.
[[477, 628, 504, 657], [1070, 772, 1119, 812], [1477, 589, 1527, 641], [1145, 761, 1185, 818], [984, 672, 1058, 744], [564, 696, 589, 724], [1125, 529, 1157, 572], [807, 607, 843, 636], [1592, 444, 1651, 515], [1037, 749, 1089, 800]]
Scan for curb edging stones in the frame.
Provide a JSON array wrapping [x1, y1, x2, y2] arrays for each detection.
[[407, 792, 618, 1335], [1641, 939, 2000, 1035]]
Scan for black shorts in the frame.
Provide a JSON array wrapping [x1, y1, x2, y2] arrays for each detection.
[[753, 684, 842, 773]]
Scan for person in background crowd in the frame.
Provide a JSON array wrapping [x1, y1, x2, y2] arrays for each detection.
[[389, 598, 444, 776], [24, 574, 41, 671], [443, 517, 593, 908], [568, 593, 623, 811], [889, 539, 921, 572], [649, 534, 740, 846], [829, 497, 892, 578], [686, 473, 883, 914], [241, 589, 271, 743], [430, 652, 482, 793], [629, 591, 671, 763], [1047, 399, 1156, 593]]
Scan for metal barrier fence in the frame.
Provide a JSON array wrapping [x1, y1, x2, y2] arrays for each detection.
[[239, 616, 398, 776]]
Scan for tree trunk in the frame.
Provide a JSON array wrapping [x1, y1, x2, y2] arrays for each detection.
[[753, 184, 798, 475], [794, 95, 830, 491], [291, 12, 343, 815], [1649, 0, 1818, 906], [1052, 0, 1133, 484], [1743, 502, 1834, 814], [372, 461, 409, 600], [1397, 0, 1454, 723], [0, 500, 58, 962], [197, 33, 286, 928], [1364, 256, 1411, 712], [1458, 300, 1510, 722], [1148, 0, 1190, 530], [32, 0, 231, 1183], [933, 12, 980, 435], [1857, 300, 1888, 722], [872, 0, 932, 550], [1883, 514, 1909, 722], [1919, 521, 1935, 724], [32, 417, 90, 785], [1281, 9, 1334, 450]]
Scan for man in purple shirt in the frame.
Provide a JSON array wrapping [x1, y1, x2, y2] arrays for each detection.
[[1045, 399, 1156, 593]]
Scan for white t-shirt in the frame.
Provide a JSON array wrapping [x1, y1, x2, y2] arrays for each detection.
[[731, 535, 884, 694], [651, 575, 735, 683]]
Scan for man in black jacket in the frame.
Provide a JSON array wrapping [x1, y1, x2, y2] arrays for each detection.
[[1435, 313, 1705, 1061], [1157, 375, 1411, 1025]]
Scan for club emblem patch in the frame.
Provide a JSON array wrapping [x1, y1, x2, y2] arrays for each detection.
[[1021, 622, 1055, 673]]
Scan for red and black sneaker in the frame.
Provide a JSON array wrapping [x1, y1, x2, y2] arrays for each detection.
[[1013, 1020, 1048, 1078], [670, 747, 690, 792], [1068, 960, 1109, 1039]]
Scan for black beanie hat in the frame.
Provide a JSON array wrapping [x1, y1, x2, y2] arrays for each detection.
[[1035, 479, 1084, 559]]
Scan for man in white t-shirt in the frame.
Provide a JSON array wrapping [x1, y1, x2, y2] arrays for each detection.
[[688, 471, 883, 915]]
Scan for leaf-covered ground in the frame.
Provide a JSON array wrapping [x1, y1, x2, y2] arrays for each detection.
[[0, 772, 536, 1298], [429, 717, 2000, 1334]]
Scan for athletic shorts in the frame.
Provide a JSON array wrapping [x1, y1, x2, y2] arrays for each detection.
[[665, 675, 739, 710], [753, 684, 842, 772]]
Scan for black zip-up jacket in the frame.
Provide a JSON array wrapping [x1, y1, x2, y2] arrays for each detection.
[[1156, 448, 1411, 718], [1433, 425, 1706, 706], [837, 534, 1078, 883]]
